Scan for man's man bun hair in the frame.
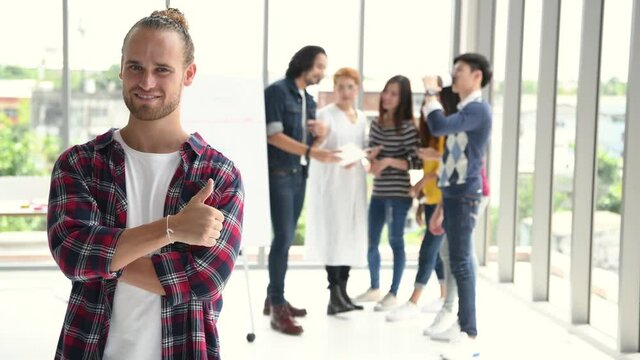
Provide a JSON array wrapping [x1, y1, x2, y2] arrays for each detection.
[[150, 8, 189, 32], [122, 7, 195, 65]]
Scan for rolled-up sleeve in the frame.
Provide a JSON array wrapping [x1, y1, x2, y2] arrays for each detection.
[[265, 85, 286, 136]]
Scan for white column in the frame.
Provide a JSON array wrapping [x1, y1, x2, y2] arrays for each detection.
[[571, 0, 604, 325], [497, 0, 525, 282]]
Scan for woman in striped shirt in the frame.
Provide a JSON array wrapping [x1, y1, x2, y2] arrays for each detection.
[[354, 75, 422, 311]]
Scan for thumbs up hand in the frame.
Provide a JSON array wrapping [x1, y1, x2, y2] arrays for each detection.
[[171, 179, 225, 247]]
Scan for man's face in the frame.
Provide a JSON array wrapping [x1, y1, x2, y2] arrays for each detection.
[[451, 61, 480, 94], [302, 53, 328, 86], [120, 28, 195, 121]]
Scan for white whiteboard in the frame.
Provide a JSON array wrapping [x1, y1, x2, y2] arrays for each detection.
[[181, 75, 271, 247]]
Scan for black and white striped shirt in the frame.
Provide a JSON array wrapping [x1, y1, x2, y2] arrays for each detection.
[[369, 119, 422, 198]]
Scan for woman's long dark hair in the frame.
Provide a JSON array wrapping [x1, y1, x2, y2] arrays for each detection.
[[418, 85, 460, 148], [378, 75, 413, 132]]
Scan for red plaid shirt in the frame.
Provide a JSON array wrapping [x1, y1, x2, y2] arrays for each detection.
[[47, 129, 244, 360]]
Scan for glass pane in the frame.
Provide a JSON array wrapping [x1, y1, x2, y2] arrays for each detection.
[[267, 0, 360, 102], [590, 0, 632, 338], [549, 0, 583, 314], [514, 0, 543, 293], [0, 0, 63, 267], [487, 0, 509, 271], [171, 0, 263, 77], [1, 0, 63, 175], [362, 0, 453, 113]]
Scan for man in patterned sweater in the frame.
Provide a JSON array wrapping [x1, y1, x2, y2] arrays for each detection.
[[421, 53, 492, 360], [47, 8, 243, 360]]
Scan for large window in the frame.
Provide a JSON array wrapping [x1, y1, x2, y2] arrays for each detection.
[[590, 0, 632, 338], [548, 0, 583, 314]]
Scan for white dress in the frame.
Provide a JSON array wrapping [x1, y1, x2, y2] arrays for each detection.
[[305, 104, 368, 266]]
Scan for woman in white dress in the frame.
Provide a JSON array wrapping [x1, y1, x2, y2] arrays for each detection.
[[305, 67, 368, 315]]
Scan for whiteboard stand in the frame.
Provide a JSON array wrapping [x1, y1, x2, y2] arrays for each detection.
[[239, 248, 256, 342]]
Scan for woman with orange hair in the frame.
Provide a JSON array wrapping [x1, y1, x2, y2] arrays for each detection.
[[305, 67, 368, 315]]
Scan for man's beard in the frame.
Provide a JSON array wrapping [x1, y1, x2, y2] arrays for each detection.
[[123, 91, 180, 121]]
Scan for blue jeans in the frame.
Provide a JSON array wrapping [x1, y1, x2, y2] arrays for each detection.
[[443, 195, 480, 336], [415, 204, 446, 287], [367, 197, 412, 295], [267, 168, 306, 305]]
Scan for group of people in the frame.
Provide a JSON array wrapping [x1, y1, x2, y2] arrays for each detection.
[[263, 45, 492, 360], [44, 6, 492, 360]]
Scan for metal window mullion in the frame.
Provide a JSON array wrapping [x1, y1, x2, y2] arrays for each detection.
[[473, 0, 496, 266], [452, 0, 462, 60], [618, 0, 640, 352], [258, 0, 270, 266], [531, 0, 561, 302], [62, 0, 70, 150], [570, 0, 604, 325], [262, 0, 269, 87], [497, 0, 525, 283], [357, 0, 365, 109]]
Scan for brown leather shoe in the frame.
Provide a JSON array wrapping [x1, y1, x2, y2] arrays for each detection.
[[263, 297, 307, 317], [270, 304, 303, 335]]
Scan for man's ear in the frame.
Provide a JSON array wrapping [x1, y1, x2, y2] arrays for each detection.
[[473, 69, 483, 85], [184, 63, 197, 86]]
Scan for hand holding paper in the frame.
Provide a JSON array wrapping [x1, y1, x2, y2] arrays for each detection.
[[337, 143, 367, 167]]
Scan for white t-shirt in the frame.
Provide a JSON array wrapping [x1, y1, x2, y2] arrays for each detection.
[[103, 130, 181, 360], [299, 88, 308, 166]]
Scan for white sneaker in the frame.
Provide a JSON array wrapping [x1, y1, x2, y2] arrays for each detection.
[[422, 297, 445, 313], [430, 321, 461, 342], [385, 301, 419, 322], [373, 292, 397, 311], [354, 288, 382, 303], [440, 332, 480, 359], [423, 308, 456, 336]]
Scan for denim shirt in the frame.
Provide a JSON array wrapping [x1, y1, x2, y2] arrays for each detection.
[[264, 77, 317, 170]]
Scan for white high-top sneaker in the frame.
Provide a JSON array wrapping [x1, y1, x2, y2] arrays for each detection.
[[354, 288, 382, 303], [423, 308, 457, 336], [373, 292, 397, 311], [430, 321, 461, 342], [385, 301, 419, 322], [422, 297, 445, 313], [440, 331, 480, 359]]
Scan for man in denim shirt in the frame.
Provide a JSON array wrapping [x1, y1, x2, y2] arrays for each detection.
[[422, 53, 492, 359], [263, 45, 340, 335]]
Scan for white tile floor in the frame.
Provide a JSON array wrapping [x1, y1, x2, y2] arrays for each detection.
[[0, 265, 615, 360]]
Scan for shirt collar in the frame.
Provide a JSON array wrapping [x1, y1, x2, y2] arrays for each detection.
[[285, 77, 307, 98], [457, 89, 483, 110], [95, 128, 208, 157]]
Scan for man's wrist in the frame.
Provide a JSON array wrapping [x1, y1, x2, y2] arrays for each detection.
[[305, 145, 312, 159]]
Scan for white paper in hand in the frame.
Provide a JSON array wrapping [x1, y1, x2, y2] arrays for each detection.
[[337, 143, 367, 167]]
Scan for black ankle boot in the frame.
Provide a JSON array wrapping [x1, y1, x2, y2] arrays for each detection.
[[327, 284, 354, 315], [339, 281, 363, 310]]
